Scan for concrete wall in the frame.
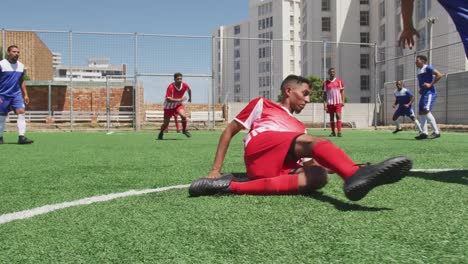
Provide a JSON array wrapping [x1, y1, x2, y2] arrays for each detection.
[[227, 102, 376, 128]]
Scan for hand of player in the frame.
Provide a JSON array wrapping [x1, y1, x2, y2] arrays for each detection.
[[392, 104, 396, 109], [341, 103, 345, 107], [0, 97, 2, 105], [181, 96, 187, 102], [24, 95, 30, 105], [207, 170, 221, 179], [423, 83, 432, 89], [404, 104, 410, 108], [399, 27, 419, 49], [188, 98, 192, 103]]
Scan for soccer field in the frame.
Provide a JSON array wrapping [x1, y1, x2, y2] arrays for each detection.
[[0, 130, 467, 263]]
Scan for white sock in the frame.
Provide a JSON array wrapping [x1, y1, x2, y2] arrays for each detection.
[[17, 114, 26, 136], [0, 115, 6, 138], [394, 118, 401, 130], [414, 119, 422, 133], [420, 115, 428, 135], [426, 112, 439, 134]]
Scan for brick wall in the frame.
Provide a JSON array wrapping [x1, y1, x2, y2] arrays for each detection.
[[25, 84, 134, 112], [1, 31, 53, 81]]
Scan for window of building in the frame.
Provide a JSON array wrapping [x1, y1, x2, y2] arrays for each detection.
[[379, 24, 386, 43], [379, 47, 386, 62], [234, 38, 240, 46], [234, 61, 240, 70], [234, 25, 241, 34], [417, 27, 426, 50], [360, 32, 370, 47], [360, 54, 370, 69], [416, 0, 427, 22], [290, 15, 294, 26], [379, 1, 386, 19], [360, 0, 369, 4], [234, 72, 240, 82], [290, 60, 295, 72], [290, 45, 295, 56], [290, 30, 295, 40], [234, 84, 241, 93], [360, 75, 370, 91], [322, 17, 331, 32], [360, 97, 371, 103], [322, 0, 330, 11], [396, 64, 404, 81], [234, 49, 240, 58], [360, 11, 369, 26], [379, 71, 386, 89]]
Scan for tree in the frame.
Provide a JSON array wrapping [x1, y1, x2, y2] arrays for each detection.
[[277, 74, 324, 102]]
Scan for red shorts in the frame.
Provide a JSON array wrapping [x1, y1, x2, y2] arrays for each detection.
[[244, 131, 304, 180], [327, 104, 342, 114], [164, 105, 184, 118]]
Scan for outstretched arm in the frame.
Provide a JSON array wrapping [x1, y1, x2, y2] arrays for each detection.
[[208, 120, 244, 178], [188, 88, 192, 103], [399, 0, 419, 49]]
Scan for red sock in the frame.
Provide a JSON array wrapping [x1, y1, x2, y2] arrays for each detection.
[[337, 120, 342, 133], [330, 122, 336, 133], [175, 119, 180, 131], [182, 120, 187, 131], [311, 140, 358, 179], [230, 174, 299, 195]]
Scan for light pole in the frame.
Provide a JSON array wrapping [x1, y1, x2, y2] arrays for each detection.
[[427, 17, 438, 64]]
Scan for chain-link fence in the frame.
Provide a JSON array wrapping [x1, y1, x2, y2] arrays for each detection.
[[379, 41, 468, 126], [1, 29, 466, 131]]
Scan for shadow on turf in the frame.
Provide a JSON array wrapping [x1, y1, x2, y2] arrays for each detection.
[[304, 192, 392, 212], [230, 172, 391, 212], [409, 170, 468, 185]]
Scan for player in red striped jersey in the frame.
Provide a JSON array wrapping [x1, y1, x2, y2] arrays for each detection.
[[323, 68, 345, 137], [158, 72, 191, 140]]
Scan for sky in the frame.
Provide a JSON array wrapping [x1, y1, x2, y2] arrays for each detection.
[[1, 0, 250, 35], [1, 0, 251, 103]]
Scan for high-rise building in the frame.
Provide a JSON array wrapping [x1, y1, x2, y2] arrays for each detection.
[[213, 0, 302, 103], [214, 0, 466, 104]]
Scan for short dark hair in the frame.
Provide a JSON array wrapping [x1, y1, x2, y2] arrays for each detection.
[[328, 67, 335, 72], [280, 75, 310, 93], [7, 45, 18, 52], [416, 55, 427, 63], [174, 72, 183, 79]]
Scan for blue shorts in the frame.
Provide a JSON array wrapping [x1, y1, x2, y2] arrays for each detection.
[[394, 106, 415, 117], [0, 94, 25, 114], [419, 93, 437, 113]]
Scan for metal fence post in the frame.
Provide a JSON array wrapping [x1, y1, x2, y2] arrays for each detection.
[[133, 32, 139, 131], [69, 30, 74, 131]]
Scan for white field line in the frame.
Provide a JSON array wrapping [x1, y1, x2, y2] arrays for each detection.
[[0, 184, 189, 225], [1, 168, 466, 225]]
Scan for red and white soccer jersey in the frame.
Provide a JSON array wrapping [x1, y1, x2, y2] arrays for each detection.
[[235, 97, 307, 179], [163, 82, 190, 109], [323, 78, 344, 105], [235, 97, 306, 147]]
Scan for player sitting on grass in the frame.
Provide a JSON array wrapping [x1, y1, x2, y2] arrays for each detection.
[[391, 80, 422, 134], [189, 75, 412, 201]]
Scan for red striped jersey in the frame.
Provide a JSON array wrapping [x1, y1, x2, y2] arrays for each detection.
[[323, 78, 345, 105], [163, 82, 190, 109]]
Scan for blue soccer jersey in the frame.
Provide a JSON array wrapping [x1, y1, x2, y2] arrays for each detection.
[[438, 0, 468, 58], [0, 59, 25, 97], [394, 87, 413, 106], [417, 64, 437, 95]]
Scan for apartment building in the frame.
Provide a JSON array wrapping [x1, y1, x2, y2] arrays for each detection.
[[213, 0, 302, 103]]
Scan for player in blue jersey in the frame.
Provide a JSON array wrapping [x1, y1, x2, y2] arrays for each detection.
[[399, 0, 468, 58], [414, 55, 443, 140], [392, 80, 422, 134], [0, 45, 34, 144]]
